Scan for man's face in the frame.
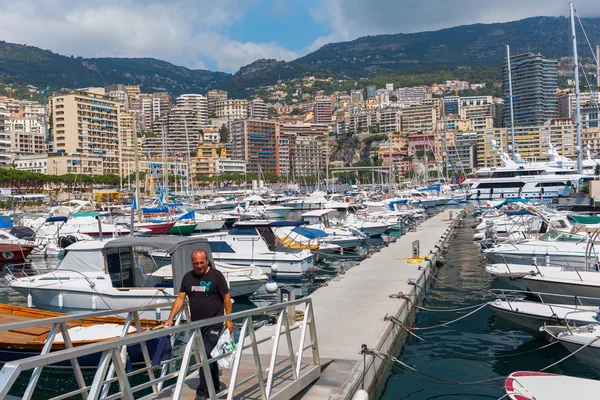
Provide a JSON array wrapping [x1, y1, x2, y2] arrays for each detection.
[[192, 252, 209, 275]]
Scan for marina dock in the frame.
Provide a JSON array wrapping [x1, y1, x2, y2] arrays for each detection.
[[150, 209, 462, 399]]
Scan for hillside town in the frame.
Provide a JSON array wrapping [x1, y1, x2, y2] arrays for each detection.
[[0, 49, 598, 194]]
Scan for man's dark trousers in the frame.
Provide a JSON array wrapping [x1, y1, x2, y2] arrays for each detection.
[[196, 324, 223, 397]]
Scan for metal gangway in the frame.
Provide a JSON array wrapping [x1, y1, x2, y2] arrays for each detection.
[[0, 298, 320, 400]]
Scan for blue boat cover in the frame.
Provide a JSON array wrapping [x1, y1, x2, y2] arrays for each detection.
[[505, 210, 535, 216], [416, 184, 441, 192], [269, 220, 308, 227], [45, 216, 68, 223], [0, 216, 13, 229], [292, 226, 328, 238], [142, 207, 170, 214], [387, 199, 408, 210], [177, 210, 195, 220]]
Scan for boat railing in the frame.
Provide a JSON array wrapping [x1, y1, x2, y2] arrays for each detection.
[[488, 288, 600, 307], [0, 297, 320, 400], [5, 265, 105, 292]]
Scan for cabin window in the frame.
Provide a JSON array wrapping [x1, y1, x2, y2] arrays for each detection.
[[106, 247, 134, 288], [229, 226, 259, 236]]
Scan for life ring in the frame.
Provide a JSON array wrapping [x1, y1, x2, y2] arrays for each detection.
[[2, 251, 14, 260]]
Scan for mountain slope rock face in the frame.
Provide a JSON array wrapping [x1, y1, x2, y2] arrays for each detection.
[[1, 16, 599, 97]]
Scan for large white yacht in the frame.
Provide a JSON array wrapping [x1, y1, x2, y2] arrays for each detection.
[[463, 145, 588, 200]]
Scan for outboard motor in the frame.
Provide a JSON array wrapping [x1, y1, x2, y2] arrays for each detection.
[[58, 235, 79, 249]]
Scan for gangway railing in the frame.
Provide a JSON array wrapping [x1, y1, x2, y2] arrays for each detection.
[[0, 298, 320, 400]]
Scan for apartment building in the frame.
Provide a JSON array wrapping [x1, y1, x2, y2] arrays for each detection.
[[401, 105, 437, 134], [280, 124, 328, 177], [207, 90, 228, 117], [0, 104, 12, 167], [8, 116, 46, 155], [230, 119, 279, 175], [215, 99, 248, 120], [177, 94, 208, 125], [215, 158, 246, 175], [49, 91, 120, 175], [502, 52, 559, 127], [14, 154, 48, 174], [314, 98, 333, 124], [247, 98, 268, 120]]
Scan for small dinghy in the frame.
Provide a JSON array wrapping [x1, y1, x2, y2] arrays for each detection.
[[505, 371, 600, 399], [0, 305, 163, 368]]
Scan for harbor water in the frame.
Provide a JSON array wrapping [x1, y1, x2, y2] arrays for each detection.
[[379, 207, 600, 399]]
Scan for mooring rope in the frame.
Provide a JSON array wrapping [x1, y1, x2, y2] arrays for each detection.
[[403, 326, 560, 359]]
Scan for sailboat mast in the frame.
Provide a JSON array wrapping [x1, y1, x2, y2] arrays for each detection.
[[506, 45, 516, 161], [570, 2, 583, 174]]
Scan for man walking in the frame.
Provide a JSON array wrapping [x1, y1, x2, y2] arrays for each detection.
[[165, 249, 233, 400]]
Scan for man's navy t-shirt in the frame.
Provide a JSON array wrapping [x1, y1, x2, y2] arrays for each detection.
[[179, 268, 229, 322]]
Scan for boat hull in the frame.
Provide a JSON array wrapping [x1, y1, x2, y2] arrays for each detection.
[[0, 244, 36, 262], [168, 224, 197, 235]]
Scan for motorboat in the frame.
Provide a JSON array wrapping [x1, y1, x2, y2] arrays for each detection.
[[543, 324, 600, 369], [0, 304, 162, 368], [483, 230, 595, 267], [35, 215, 131, 238], [150, 261, 268, 298], [504, 371, 600, 400], [485, 263, 583, 291], [242, 195, 291, 219], [300, 209, 366, 249], [521, 270, 600, 304], [341, 213, 394, 237], [281, 191, 329, 211], [6, 236, 216, 319], [489, 297, 599, 335], [200, 220, 315, 280]]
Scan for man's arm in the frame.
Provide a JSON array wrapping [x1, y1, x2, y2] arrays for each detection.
[[223, 292, 233, 332], [164, 292, 186, 327]]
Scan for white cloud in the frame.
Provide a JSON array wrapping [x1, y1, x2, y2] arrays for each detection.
[[0, 0, 295, 72]]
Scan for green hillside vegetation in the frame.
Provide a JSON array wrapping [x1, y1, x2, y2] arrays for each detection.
[[0, 16, 597, 99]]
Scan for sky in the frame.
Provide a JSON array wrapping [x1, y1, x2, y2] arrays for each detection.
[[0, 0, 598, 73]]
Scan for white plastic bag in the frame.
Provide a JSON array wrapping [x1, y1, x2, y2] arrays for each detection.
[[210, 329, 237, 369]]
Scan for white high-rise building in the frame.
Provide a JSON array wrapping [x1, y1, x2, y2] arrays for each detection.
[[176, 94, 208, 125]]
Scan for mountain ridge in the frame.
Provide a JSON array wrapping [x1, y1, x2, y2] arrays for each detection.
[[1, 16, 599, 98]]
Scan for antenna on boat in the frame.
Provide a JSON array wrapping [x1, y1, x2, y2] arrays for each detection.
[[506, 44, 516, 162], [570, 2, 583, 174]]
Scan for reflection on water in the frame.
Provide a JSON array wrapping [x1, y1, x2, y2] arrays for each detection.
[[379, 209, 600, 400]]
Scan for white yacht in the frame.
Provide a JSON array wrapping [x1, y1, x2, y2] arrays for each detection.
[[202, 221, 315, 280], [241, 195, 291, 219], [300, 209, 366, 249], [483, 230, 595, 267], [463, 145, 587, 200]]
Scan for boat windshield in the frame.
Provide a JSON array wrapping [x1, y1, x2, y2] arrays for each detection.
[[539, 231, 586, 242]]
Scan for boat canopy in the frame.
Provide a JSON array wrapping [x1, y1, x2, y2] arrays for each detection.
[[416, 184, 441, 192], [505, 210, 536, 216], [142, 207, 170, 214], [292, 226, 328, 239], [0, 215, 13, 229], [45, 216, 68, 223], [268, 220, 307, 227], [103, 236, 213, 291], [569, 215, 600, 225], [493, 198, 531, 208]]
